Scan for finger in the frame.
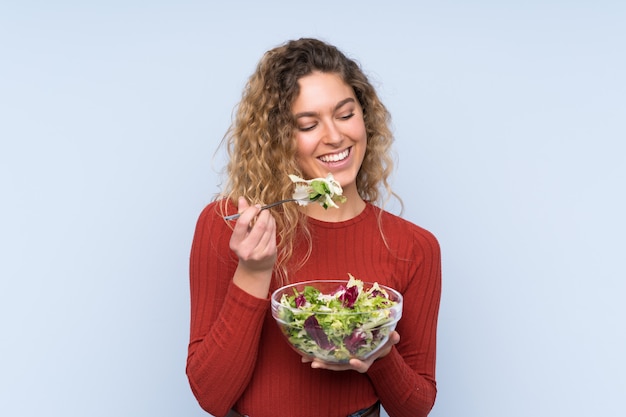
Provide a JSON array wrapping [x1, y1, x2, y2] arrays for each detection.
[[309, 359, 351, 372], [311, 358, 370, 373], [251, 211, 276, 250], [230, 209, 277, 266], [237, 196, 249, 212], [366, 331, 400, 362], [348, 358, 370, 373], [310, 360, 337, 370], [233, 203, 262, 234], [231, 196, 253, 222], [309, 331, 402, 373]]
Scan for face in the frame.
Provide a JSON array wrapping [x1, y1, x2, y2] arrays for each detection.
[[291, 72, 367, 192]]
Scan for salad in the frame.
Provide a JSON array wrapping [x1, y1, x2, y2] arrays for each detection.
[[274, 275, 401, 363], [288, 173, 347, 209]]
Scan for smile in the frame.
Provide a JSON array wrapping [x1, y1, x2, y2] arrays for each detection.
[[318, 148, 350, 163]]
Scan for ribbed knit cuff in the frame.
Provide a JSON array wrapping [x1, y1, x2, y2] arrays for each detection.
[[366, 347, 414, 401], [221, 280, 270, 326]]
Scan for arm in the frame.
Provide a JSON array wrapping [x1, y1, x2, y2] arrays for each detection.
[[301, 225, 441, 417], [367, 228, 442, 417], [186, 199, 277, 416]]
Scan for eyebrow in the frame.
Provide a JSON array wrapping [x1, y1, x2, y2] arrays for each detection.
[[294, 97, 356, 118]]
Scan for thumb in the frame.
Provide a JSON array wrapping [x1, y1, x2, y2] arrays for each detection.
[[237, 196, 250, 212]]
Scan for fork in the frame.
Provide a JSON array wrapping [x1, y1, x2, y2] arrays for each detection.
[[223, 195, 322, 221]]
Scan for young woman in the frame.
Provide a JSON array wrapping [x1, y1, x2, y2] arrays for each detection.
[[187, 38, 441, 417]]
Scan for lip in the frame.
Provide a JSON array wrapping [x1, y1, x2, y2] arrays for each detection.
[[317, 147, 352, 166]]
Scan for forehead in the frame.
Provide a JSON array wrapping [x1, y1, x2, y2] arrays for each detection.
[[292, 72, 355, 111]]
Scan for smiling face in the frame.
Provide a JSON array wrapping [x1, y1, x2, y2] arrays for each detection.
[[292, 72, 367, 195]]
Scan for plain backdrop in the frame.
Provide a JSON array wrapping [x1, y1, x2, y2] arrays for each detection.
[[1, 1, 624, 416]]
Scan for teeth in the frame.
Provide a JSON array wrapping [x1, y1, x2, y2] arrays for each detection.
[[319, 149, 349, 163]]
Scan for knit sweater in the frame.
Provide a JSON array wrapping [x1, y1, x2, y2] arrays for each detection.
[[187, 201, 441, 417]]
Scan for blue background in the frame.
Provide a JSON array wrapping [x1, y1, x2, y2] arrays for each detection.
[[1, 1, 624, 416]]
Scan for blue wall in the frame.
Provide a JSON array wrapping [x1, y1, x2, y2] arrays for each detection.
[[1, 1, 624, 416]]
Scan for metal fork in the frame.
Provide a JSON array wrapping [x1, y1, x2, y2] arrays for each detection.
[[223, 195, 322, 221]]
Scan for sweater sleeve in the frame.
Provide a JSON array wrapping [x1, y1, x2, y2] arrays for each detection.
[[366, 225, 442, 417], [186, 203, 270, 417]]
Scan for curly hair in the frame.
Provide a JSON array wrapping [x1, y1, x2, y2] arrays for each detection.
[[217, 38, 398, 284]]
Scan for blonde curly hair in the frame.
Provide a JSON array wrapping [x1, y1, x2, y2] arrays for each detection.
[[217, 38, 398, 284]]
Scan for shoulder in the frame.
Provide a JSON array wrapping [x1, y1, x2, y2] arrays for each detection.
[[190, 200, 238, 263], [373, 205, 438, 240], [197, 199, 234, 220], [193, 199, 235, 235], [371, 205, 441, 255]]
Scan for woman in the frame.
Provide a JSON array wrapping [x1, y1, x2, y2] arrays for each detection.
[[187, 38, 441, 417]]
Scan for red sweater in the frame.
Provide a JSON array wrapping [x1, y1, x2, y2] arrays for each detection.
[[187, 202, 441, 417]]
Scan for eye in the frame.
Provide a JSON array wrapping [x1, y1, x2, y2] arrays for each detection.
[[339, 112, 355, 121], [298, 123, 317, 132]]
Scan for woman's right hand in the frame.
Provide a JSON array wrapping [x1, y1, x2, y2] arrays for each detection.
[[229, 197, 277, 298]]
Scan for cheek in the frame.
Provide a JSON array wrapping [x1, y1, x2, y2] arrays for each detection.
[[348, 116, 367, 142], [350, 129, 367, 149], [294, 134, 316, 157]]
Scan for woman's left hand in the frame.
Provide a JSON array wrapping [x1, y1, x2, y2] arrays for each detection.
[[301, 331, 400, 373]]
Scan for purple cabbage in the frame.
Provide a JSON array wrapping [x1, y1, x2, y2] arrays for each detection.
[[343, 331, 367, 354], [304, 316, 335, 350], [339, 285, 359, 308], [295, 293, 307, 308]]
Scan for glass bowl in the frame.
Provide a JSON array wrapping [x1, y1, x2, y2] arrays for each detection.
[[271, 279, 403, 363]]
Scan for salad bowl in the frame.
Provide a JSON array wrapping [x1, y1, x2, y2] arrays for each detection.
[[271, 278, 403, 364]]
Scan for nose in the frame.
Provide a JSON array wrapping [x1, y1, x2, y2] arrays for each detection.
[[322, 120, 343, 146]]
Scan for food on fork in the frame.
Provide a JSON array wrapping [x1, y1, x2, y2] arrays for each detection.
[[288, 173, 347, 209]]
